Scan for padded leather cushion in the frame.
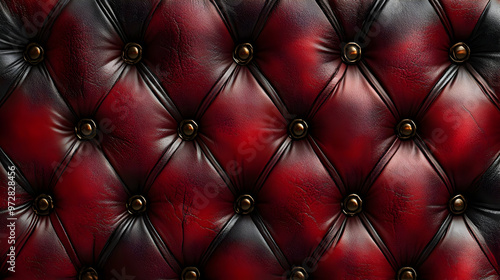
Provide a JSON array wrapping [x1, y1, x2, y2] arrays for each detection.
[[1, 0, 500, 279]]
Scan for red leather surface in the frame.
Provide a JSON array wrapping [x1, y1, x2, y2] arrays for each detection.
[[0, 0, 499, 279]]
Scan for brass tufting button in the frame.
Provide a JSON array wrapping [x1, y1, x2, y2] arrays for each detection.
[[24, 43, 44, 65], [33, 194, 54, 216], [396, 119, 417, 140], [127, 195, 147, 214], [397, 267, 417, 280], [76, 119, 97, 140], [235, 194, 255, 215], [182, 267, 200, 280], [449, 194, 467, 215], [233, 43, 253, 65], [81, 123, 93, 136], [289, 119, 308, 140], [290, 267, 308, 280], [449, 42, 470, 63], [342, 42, 361, 63], [178, 119, 198, 141], [79, 267, 98, 280], [342, 194, 362, 216], [122, 42, 142, 64]]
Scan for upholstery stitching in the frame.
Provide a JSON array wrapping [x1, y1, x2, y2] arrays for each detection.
[[142, 138, 183, 193], [46, 140, 80, 191], [415, 64, 459, 120], [248, 63, 290, 120], [428, 0, 454, 40], [43, 60, 79, 118], [49, 211, 83, 270], [315, 0, 345, 42], [195, 63, 237, 120], [413, 136, 454, 195], [358, 62, 400, 120], [140, 0, 163, 41], [196, 138, 237, 196], [0, 207, 38, 272], [96, 216, 134, 268], [0, 147, 34, 196], [360, 138, 400, 195], [38, 0, 71, 43], [306, 63, 346, 120], [307, 137, 346, 195], [254, 137, 291, 193], [96, 143, 133, 196], [470, 0, 492, 42], [0, 64, 29, 109], [466, 63, 500, 112], [251, 0, 280, 42], [137, 63, 183, 122], [199, 214, 240, 267], [464, 215, 500, 275], [90, 65, 127, 117], [144, 214, 182, 273], [95, 0, 128, 43], [308, 214, 346, 269], [414, 214, 453, 267], [252, 213, 291, 270], [359, 213, 399, 270], [209, 0, 237, 43], [359, 0, 389, 43]]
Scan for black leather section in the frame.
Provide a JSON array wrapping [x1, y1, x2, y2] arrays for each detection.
[[470, 0, 500, 93], [98, 0, 161, 43], [468, 154, 500, 269]]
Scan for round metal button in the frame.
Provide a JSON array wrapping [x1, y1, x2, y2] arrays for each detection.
[[127, 195, 147, 215], [182, 267, 200, 280], [24, 43, 44, 65], [127, 46, 140, 60], [397, 267, 416, 280], [235, 194, 255, 215], [76, 119, 97, 140], [289, 119, 308, 140], [450, 42, 470, 63], [342, 42, 361, 63], [122, 42, 142, 64], [233, 43, 254, 65], [79, 267, 98, 280], [28, 45, 42, 60], [81, 123, 93, 136], [178, 120, 198, 141], [342, 194, 362, 216], [38, 198, 49, 211], [396, 119, 417, 140], [290, 267, 308, 280], [449, 194, 467, 215], [33, 194, 54, 216]]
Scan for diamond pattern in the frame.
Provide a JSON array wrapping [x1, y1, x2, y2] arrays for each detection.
[[312, 66, 396, 190], [147, 141, 234, 266], [0, 0, 499, 279], [200, 67, 287, 191], [419, 67, 500, 190], [365, 141, 450, 264], [259, 140, 343, 263], [53, 143, 128, 263], [0, 68, 74, 189], [97, 66, 178, 190], [315, 218, 395, 279]]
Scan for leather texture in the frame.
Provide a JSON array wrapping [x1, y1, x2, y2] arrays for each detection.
[[1, 0, 500, 279]]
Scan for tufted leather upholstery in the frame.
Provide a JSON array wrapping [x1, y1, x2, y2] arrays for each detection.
[[1, 0, 500, 279]]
